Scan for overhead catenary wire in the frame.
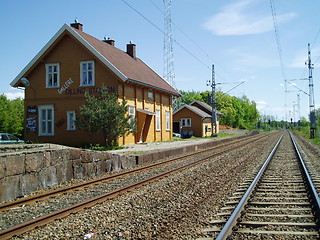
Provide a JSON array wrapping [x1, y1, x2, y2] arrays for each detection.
[[270, 0, 286, 81], [149, 0, 232, 83], [122, 0, 244, 95], [121, 0, 211, 71], [270, 0, 288, 122], [308, 25, 320, 67], [311, 25, 320, 51]]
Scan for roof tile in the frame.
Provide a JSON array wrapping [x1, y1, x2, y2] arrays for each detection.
[[73, 28, 180, 96]]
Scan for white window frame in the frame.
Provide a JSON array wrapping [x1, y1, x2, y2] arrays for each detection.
[[38, 105, 54, 136], [66, 111, 76, 130], [128, 106, 135, 129], [80, 60, 95, 86], [46, 63, 60, 88], [156, 110, 161, 131], [148, 89, 153, 99], [165, 111, 170, 131], [181, 118, 191, 127]]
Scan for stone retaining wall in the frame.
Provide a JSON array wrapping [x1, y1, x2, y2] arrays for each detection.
[[0, 148, 135, 202]]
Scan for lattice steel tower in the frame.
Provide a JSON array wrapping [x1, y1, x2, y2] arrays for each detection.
[[163, 0, 175, 88]]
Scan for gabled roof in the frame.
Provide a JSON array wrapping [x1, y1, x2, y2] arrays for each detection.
[[190, 100, 212, 112], [187, 105, 212, 118], [173, 104, 211, 119], [190, 100, 222, 115], [11, 23, 180, 97], [173, 100, 222, 118]]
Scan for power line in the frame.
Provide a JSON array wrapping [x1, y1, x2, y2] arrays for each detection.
[[311, 25, 320, 50], [121, 0, 211, 71], [270, 0, 288, 123], [122, 0, 245, 95], [150, 0, 213, 61], [270, 0, 286, 81], [149, 0, 231, 83]]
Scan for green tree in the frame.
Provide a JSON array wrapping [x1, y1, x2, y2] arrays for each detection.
[[0, 95, 24, 137], [216, 93, 259, 129], [77, 87, 136, 146], [315, 108, 320, 127], [177, 90, 260, 130]]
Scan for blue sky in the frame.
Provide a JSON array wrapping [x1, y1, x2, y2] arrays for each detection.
[[1, 0, 319, 121]]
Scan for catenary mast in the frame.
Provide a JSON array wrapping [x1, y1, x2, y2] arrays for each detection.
[[307, 43, 316, 138]]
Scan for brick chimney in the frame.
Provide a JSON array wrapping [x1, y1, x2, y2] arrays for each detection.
[[70, 19, 83, 31], [103, 37, 115, 46], [126, 42, 136, 59]]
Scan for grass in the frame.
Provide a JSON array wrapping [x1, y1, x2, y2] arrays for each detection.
[[129, 149, 162, 155], [294, 128, 320, 147], [82, 144, 126, 151], [309, 137, 320, 146]]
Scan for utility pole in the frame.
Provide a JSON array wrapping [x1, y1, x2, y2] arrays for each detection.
[[297, 93, 300, 123], [207, 64, 218, 137], [293, 102, 296, 126], [307, 43, 316, 138]]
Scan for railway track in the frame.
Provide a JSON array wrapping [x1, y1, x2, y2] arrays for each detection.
[[0, 132, 266, 212], [0, 132, 276, 239], [199, 131, 320, 240]]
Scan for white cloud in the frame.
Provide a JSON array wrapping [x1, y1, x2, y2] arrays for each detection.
[[203, 0, 296, 36], [256, 100, 268, 111], [4, 90, 24, 100]]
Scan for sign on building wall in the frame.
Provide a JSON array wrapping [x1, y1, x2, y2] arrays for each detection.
[[27, 117, 37, 131], [27, 106, 37, 132]]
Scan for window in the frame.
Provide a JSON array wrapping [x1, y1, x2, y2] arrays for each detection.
[[38, 105, 54, 136], [156, 110, 161, 131], [46, 63, 60, 88], [67, 111, 76, 130], [80, 61, 95, 86], [148, 90, 153, 99], [128, 106, 135, 127], [166, 111, 170, 131], [181, 118, 191, 127]]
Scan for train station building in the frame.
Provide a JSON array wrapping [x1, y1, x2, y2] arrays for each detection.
[[10, 21, 180, 146]]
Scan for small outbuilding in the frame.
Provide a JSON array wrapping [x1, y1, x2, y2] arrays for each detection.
[[173, 100, 220, 137]]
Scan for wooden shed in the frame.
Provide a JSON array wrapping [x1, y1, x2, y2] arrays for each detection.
[[173, 100, 220, 137]]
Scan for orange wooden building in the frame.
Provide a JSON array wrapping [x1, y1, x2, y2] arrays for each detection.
[[173, 100, 220, 137], [10, 22, 180, 146]]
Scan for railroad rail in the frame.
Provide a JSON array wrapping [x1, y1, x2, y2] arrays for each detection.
[[0, 132, 275, 239], [200, 131, 320, 239], [0, 132, 268, 212]]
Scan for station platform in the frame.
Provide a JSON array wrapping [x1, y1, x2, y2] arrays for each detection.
[[109, 129, 250, 156]]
